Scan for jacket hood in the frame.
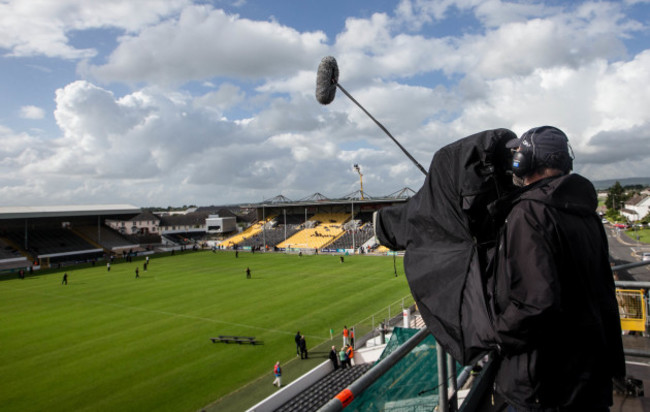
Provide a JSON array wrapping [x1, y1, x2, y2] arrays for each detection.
[[488, 173, 597, 220], [520, 173, 597, 215]]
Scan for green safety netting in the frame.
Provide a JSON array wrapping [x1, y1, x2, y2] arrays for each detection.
[[347, 327, 446, 412]]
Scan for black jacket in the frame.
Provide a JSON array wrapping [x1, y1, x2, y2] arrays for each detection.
[[487, 174, 625, 410]]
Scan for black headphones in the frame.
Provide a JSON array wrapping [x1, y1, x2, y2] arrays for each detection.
[[511, 126, 574, 178], [511, 128, 538, 178]]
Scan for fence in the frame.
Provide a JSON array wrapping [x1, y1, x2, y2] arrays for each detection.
[[349, 294, 416, 350]]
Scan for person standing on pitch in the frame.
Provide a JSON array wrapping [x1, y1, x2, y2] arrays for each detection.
[[272, 361, 282, 388], [62, 273, 68, 285], [135, 267, 139, 279], [246, 267, 251, 279], [486, 126, 625, 411]]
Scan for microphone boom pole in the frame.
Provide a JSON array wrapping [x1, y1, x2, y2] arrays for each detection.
[[316, 56, 427, 176], [335, 82, 427, 176]]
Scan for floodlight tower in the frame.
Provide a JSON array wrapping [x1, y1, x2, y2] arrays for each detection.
[[354, 164, 364, 200]]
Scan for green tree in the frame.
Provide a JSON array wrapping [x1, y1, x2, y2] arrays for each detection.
[[605, 181, 626, 212]]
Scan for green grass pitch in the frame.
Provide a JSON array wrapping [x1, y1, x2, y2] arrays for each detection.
[[0, 251, 409, 412]]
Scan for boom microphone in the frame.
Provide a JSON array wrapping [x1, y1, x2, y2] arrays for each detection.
[[316, 56, 338, 105], [315, 56, 427, 176]]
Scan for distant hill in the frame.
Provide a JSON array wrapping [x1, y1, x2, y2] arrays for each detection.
[[591, 177, 650, 190]]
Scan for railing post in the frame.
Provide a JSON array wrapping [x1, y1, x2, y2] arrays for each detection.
[[437, 342, 449, 412], [447, 353, 458, 411]]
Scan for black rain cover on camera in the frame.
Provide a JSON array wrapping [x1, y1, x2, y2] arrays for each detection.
[[375, 128, 516, 364]]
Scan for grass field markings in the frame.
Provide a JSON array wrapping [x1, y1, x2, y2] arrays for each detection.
[[2, 253, 410, 412], [0, 282, 330, 342]]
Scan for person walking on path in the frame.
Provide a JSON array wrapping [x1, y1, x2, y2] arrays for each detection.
[[272, 361, 282, 387]]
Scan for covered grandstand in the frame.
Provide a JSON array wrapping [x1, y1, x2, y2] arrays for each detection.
[[0, 204, 141, 270], [227, 190, 412, 252]]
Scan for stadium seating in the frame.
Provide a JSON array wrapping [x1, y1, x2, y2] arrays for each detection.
[[73, 225, 138, 250], [3, 227, 98, 257], [328, 224, 375, 250], [237, 226, 301, 248], [274, 363, 372, 412], [277, 213, 350, 250], [0, 238, 23, 260], [220, 216, 276, 247]]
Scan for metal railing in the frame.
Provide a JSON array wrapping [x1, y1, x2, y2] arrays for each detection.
[[347, 295, 416, 350], [319, 260, 650, 412]]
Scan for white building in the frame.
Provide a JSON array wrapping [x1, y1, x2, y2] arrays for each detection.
[[621, 195, 650, 222]]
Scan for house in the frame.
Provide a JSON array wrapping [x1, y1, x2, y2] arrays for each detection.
[[621, 195, 650, 222]]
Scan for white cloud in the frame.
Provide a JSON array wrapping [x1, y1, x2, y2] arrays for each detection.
[[83, 6, 329, 85], [1, 1, 650, 207], [19, 105, 45, 119], [0, 0, 189, 59]]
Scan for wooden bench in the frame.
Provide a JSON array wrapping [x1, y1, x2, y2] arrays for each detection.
[[210, 335, 261, 345]]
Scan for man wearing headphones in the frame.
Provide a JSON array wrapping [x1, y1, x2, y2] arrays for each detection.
[[487, 126, 625, 411]]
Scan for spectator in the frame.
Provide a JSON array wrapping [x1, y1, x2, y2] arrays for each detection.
[[338, 347, 348, 369], [329, 346, 339, 370], [345, 345, 354, 367]]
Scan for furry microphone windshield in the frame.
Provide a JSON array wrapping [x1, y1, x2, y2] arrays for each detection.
[[315, 56, 339, 105]]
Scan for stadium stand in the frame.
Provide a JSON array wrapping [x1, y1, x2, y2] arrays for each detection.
[[0, 238, 23, 260], [220, 215, 276, 247], [4, 227, 99, 256], [328, 224, 375, 250], [277, 213, 350, 250], [237, 226, 301, 248], [73, 225, 138, 250]]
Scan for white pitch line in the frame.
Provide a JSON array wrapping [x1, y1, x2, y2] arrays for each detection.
[[1, 284, 327, 340]]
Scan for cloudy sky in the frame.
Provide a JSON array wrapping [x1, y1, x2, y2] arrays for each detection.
[[1, 0, 649, 207]]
